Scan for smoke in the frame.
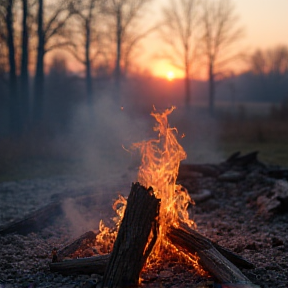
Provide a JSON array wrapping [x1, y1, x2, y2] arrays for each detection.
[[62, 198, 99, 237], [168, 107, 223, 164], [67, 95, 151, 187], [57, 96, 222, 235]]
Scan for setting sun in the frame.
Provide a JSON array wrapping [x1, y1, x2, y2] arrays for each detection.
[[166, 71, 175, 81]]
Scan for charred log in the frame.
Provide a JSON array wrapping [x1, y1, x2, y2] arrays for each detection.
[[49, 254, 109, 275], [57, 231, 98, 261], [0, 201, 62, 236], [224, 151, 260, 167], [101, 182, 160, 288], [167, 223, 255, 286]]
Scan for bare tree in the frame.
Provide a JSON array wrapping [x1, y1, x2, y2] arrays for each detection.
[[33, 0, 75, 124], [20, 0, 30, 131], [200, 0, 244, 116], [67, 0, 105, 105], [250, 46, 288, 77], [250, 45, 288, 100], [103, 0, 154, 103], [3, 0, 20, 136], [160, 0, 200, 107]]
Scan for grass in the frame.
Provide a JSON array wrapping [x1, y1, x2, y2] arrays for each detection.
[[217, 117, 288, 166]]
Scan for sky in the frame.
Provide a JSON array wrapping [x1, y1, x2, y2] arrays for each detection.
[[139, 0, 288, 80]]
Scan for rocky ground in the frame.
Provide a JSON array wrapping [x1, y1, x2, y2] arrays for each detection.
[[0, 155, 288, 288]]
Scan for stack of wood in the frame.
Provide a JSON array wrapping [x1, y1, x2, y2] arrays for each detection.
[[49, 182, 258, 288]]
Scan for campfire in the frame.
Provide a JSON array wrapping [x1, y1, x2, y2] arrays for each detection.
[[49, 107, 258, 288], [96, 107, 200, 268]]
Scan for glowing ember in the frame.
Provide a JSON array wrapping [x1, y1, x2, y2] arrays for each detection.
[[96, 107, 204, 274]]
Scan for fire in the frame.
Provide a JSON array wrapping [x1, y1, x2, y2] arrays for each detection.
[[96, 107, 204, 274], [132, 107, 195, 252]]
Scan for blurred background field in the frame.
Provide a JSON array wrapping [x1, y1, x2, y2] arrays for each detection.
[[1, 100, 287, 183]]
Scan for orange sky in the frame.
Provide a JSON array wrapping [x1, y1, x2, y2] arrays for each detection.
[[138, 0, 288, 80], [64, 0, 288, 81]]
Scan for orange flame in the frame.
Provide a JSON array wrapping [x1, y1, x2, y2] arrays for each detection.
[[96, 107, 204, 274]]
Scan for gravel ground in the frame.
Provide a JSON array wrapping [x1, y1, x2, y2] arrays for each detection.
[[0, 166, 288, 288]]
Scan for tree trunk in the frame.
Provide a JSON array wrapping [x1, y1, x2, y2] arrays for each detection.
[[209, 62, 215, 116], [167, 223, 255, 286], [20, 0, 30, 131], [184, 57, 191, 107], [6, 0, 19, 136], [113, 6, 122, 104], [33, 0, 45, 125], [101, 182, 160, 288], [185, 69, 190, 108], [85, 19, 93, 106]]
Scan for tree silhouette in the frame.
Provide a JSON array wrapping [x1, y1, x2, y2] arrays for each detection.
[[67, 0, 105, 106], [200, 0, 244, 116], [160, 0, 200, 107], [33, 0, 75, 124], [20, 0, 30, 132], [5, 0, 19, 135], [103, 0, 153, 104]]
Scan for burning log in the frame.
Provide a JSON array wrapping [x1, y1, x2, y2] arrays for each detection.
[[57, 230, 98, 261], [167, 222, 255, 286], [101, 182, 160, 288]]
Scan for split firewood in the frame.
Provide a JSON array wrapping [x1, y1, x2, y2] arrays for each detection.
[[167, 222, 257, 287], [101, 182, 160, 288]]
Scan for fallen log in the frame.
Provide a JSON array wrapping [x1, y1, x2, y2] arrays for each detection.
[[167, 223, 257, 287], [0, 201, 63, 236], [101, 182, 160, 288], [49, 254, 109, 275]]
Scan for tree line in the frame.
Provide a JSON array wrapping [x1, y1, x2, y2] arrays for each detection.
[[0, 0, 287, 138]]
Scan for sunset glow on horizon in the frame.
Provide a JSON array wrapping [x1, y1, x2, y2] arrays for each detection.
[[138, 0, 288, 81], [166, 71, 175, 81]]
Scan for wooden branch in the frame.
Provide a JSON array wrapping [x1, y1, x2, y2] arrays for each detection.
[[49, 254, 110, 275], [167, 223, 256, 286], [101, 182, 160, 288]]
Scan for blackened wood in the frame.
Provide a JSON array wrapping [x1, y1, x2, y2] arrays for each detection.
[[101, 182, 160, 288], [0, 201, 62, 235], [167, 223, 255, 286], [268, 168, 288, 180], [49, 254, 110, 275], [58, 231, 98, 261], [225, 151, 260, 167]]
